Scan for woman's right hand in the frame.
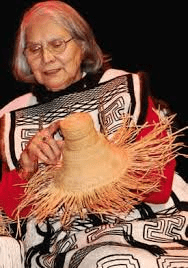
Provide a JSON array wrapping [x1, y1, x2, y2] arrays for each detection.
[[17, 120, 63, 180]]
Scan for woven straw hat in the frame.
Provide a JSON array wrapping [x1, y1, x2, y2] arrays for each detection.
[[56, 112, 129, 194], [17, 112, 181, 226]]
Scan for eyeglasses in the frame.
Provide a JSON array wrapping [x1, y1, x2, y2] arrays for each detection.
[[24, 37, 73, 59]]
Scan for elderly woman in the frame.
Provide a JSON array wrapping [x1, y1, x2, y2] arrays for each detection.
[[0, 1, 183, 267]]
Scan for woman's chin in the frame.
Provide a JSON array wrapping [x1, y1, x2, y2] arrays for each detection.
[[44, 79, 68, 92], [41, 70, 82, 92]]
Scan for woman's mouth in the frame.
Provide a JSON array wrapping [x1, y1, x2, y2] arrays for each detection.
[[44, 68, 61, 75]]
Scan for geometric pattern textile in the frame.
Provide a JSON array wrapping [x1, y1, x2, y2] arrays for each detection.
[[4, 74, 134, 169]]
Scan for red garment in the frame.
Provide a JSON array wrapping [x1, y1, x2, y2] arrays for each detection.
[[144, 159, 176, 203], [137, 96, 176, 203], [0, 96, 176, 218], [0, 169, 30, 219]]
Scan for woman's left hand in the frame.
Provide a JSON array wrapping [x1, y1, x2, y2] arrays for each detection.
[[17, 120, 63, 180]]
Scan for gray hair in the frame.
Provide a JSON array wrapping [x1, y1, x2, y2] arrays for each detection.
[[12, 1, 104, 83]]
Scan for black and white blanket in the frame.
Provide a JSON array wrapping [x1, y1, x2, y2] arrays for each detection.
[[1, 73, 188, 267], [16, 173, 188, 268], [3, 74, 134, 170]]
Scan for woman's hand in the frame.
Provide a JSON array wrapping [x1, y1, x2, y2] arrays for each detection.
[[17, 120, 63, 180]]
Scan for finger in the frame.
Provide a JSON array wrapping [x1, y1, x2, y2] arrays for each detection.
[[37, 134, 62, 161], [57, 140, 64, 150], [39, 140, 60, 163], [25, 121, 62, 165], [32, 145, 53, 164], [44, 136, 62, 160], [20, 150, 37, 172], [46, 120, 61, 136], [27, 140, 54, 165], [39, 124, 62, 158]]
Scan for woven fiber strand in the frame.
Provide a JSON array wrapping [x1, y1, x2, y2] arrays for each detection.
[[16, 112, 185, 226], [0, 208, 12, 236]]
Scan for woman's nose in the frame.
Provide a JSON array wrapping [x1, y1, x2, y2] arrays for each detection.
[[42, 47, 56, 64]]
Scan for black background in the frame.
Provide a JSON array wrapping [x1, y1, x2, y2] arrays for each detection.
[[0, 1, 187, 128], [0, 1, 187, 177]]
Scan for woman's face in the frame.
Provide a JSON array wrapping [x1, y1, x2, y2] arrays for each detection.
[[25, 15, 83, 91]]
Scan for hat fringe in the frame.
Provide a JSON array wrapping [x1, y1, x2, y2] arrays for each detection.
[[16, 112, 186, 226], [0, 208, 14, 236]]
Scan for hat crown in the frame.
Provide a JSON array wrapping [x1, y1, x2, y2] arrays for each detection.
[[60, 113, 98, 151], [57, 113, 128, 192]]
